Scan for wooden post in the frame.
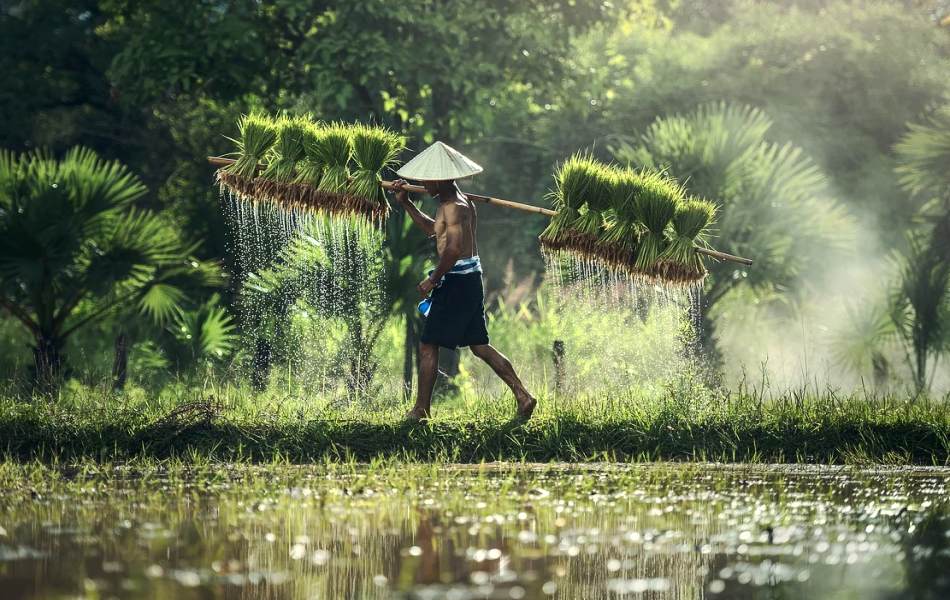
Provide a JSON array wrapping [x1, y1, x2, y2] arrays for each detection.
[[553, 340, 565, 395]]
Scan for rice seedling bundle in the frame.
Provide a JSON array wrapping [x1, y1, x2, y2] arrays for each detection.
[[216, 115, 394, 222], [633, 171, 683, 273], [349, 124, 405, 205], [225, 114, 277, 179], [570, 163, 615, 246], [313, 123, 353, 194], [261, 116, 310, 183], [598, 167, 643, 264], [657, 198, 717, 282], [539, 154, 601, 250], [295, 122, 329, 187]]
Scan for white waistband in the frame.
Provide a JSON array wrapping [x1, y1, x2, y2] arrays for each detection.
[[448, 255, 482, 275]]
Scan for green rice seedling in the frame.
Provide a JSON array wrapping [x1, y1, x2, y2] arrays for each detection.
[[633, 170, 683, 272], [660, 197, 717, 280], [226, 114, 277, 179], [295, 122, 328, 187], [261, 115, 310, 183], [570, 163, 615, 240], [349, 124, 405, 205], [539, 154, 600, 247], [313, 122, 353, 194], [598, 167, 643, 264]]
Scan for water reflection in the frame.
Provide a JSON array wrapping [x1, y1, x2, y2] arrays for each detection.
[[0, 464, 947, 599]]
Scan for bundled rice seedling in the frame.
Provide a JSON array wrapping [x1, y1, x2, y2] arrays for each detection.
[[539, 154, 600, 250], [598, 167, 643, 265], [295, 122, 328, 187], [569, 163, 615, 248], [261, 116, 310, 183], [313, 122, 353, 194], [658, 197, 717, 282], [216, 115, 394, 221], [633, 170, 683, 273], [349, 124, 405, 206], [224, 114, 277, 179]]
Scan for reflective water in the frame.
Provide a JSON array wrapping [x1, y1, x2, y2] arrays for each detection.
[[1, 463, 948, 599]]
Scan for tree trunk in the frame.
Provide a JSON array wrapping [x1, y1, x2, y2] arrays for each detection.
[[32, 334, 65, 396], [251, 337, 272, 392], [552, 339, 566, 395], [112, 331, 130, 391], [914, 342, 927, 394]]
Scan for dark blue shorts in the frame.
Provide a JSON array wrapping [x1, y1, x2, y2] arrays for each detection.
[[420, 272, 489, 349]]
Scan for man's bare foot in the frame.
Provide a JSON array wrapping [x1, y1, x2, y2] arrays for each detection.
[[515, 395, 537, 421], [404, 407, 430, 423]]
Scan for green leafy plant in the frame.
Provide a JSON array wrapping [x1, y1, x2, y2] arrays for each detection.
[[167, 293, 237, 366], [0, 147, 223, 392], [894, 104, 950, 200]]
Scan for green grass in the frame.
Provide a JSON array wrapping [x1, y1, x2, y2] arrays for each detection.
[[1, 383, 947, 465]]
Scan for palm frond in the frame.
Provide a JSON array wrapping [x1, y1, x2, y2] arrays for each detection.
[[895, 104, 950, 198]]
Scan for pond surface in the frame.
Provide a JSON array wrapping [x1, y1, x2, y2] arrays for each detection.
[[0, 463, 948, 599]]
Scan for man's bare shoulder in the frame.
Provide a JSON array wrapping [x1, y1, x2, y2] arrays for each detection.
[[441, 199, 472, 222]]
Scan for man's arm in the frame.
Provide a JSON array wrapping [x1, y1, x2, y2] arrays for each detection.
[[391, 179, 435, 237]]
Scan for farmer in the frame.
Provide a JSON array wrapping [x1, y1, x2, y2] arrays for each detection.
[[390, 141, 537, 422]]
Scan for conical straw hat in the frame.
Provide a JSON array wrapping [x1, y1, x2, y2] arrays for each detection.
[[396, 141, 483, 181]]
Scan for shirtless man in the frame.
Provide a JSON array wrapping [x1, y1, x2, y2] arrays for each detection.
[[389, 143, 537, 422]]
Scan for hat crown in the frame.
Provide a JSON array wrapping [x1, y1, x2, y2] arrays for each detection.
[[396, 141, 483, 181]]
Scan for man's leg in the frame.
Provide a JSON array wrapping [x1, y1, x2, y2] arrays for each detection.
[[407, 342, 439, 420], [470, 344, 537, 419]]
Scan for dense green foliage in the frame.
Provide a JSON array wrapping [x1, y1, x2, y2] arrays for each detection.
[[0, 148, 223, 390]]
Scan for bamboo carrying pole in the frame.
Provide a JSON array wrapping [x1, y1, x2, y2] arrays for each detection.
[[208, 156, 753, 266]]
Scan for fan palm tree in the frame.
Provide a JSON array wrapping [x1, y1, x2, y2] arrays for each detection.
[[611, 103, 854, 365], [0, 147, 222, 392], [891, 226, 950, 393], [890, 104, 950, 392]]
